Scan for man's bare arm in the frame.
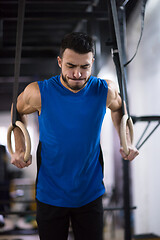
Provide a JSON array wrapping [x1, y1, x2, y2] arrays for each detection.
[[16, 82, 41, 115], [11, 82, 41, 168], [106, 80, 139, 161]]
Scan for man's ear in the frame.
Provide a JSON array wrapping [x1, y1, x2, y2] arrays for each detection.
[[57, 56, 62, 68]]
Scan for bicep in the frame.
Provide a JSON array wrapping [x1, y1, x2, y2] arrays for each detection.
[[108, 93, 122, 112], [17, 82, 41, 115], [106, 80, 122, 111]]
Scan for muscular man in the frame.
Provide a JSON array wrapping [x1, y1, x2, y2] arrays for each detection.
[[11, 32, 139, 240]]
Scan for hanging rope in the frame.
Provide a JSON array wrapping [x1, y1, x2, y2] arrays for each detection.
[[7, 0, 31, 162], [12, 0, 25, 126]]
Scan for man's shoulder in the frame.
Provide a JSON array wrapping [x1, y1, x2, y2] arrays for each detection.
[[105, 80, 118, 94], [38, 75, 59, 83], [23, 82, 40, 102], [38, 75, 60, 88], [91, 76, 108, 86]]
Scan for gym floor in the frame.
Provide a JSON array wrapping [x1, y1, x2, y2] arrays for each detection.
[[0, 216, 124, 240], [0, 233, 124, 240], [0, 232, 123, 240]]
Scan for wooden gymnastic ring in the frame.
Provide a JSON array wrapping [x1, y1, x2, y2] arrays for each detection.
[[120, 115, 134, 156], [7, 121, 31, 162]]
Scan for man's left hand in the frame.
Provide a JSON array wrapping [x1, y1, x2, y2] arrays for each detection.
[[120, 146, 139, 161]]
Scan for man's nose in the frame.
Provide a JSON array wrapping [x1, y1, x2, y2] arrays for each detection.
[[73, 69, 82, 79]]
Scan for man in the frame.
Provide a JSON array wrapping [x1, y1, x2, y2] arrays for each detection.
[[11, 32, 139, 240]]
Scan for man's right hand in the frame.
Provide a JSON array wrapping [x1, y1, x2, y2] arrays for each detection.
[[11, 152, 32, 169]]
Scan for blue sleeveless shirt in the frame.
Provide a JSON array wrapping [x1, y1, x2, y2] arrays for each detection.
[[36, 75, 108, 207]]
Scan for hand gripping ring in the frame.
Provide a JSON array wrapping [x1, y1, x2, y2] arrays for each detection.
[[7, 121, 31, 162], [120, 115, 134, 156]]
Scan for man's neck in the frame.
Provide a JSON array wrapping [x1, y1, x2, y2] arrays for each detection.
[[60, 75, 82, 93]]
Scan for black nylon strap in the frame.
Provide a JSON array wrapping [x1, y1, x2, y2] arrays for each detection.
[[124, 0, 147, 67], [12, 0, 26, 126], [110, 0, 130, 116], [111, 49, 125, 115]]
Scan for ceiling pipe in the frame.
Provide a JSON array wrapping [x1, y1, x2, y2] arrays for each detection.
[[73, 0, 100, 32], [119, 0, 130, 7]]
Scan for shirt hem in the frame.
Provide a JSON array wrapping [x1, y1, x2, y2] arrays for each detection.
[[36, 189, 105, 208]]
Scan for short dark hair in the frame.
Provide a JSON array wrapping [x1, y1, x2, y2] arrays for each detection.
[[59, 32, 95, 57]]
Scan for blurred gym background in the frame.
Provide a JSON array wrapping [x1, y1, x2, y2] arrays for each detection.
[[0, 0, 160, 239]]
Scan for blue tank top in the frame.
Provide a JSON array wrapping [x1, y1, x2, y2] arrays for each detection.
[[36, 75, 108, 207]]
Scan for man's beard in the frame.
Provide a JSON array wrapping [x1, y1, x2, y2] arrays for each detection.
[[62, 74, 90, 91]]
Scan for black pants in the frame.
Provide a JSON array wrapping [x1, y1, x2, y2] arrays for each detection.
[[36, 196, 103, 240]]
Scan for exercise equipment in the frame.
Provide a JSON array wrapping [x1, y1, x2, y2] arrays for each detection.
[[109, 1, 160, 240], [109, 2, 133, 239], [132, 116, 160, 151], [133, 233, 160, 240], [7, 0, 31, 162], [7, 121, 31, 162], [110, 0, 134, 156]]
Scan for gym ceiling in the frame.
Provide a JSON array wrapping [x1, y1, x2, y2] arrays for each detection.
[[0, 0, 139, 111]]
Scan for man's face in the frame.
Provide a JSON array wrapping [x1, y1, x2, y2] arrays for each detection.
[[57, 49, 94, 92]]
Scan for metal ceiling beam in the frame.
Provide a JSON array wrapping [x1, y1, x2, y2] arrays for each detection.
[[0, 2, 90, 13], [1, 11, 109, 21], [0, 1, 92, 4], [3, 40, 61, 47], [4, 23, 71, 30], [0, 47, 58, 58], [0, 58, 58, 77], [4, 31, 66, 37]]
